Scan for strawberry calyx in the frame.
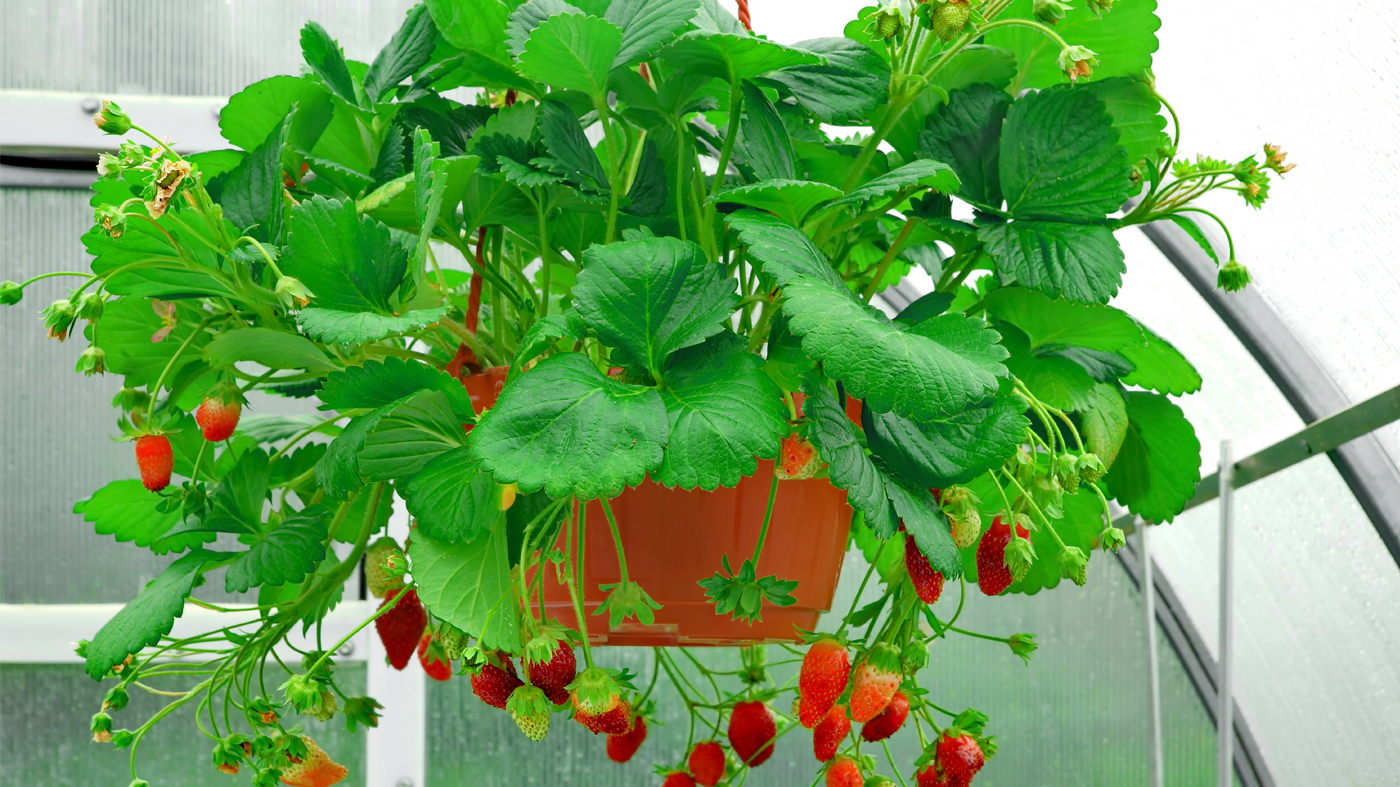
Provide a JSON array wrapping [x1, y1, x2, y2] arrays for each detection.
[[566, 666, 624, 715]]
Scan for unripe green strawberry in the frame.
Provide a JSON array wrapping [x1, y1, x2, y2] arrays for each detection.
[[900, 639, 928, 675], [1076, 452, 1107, 485], [873, 6, 905, 40], [506, 684, 552, 741], [949, 510, 982, 549], [1052, 454, 1080, 493], [365, 538, 405, 599], [933, 0, 970, 41], [1057, 545, 1089, 586]]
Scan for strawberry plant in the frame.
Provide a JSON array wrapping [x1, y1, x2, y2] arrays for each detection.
[[4, 0, 1289, 784]]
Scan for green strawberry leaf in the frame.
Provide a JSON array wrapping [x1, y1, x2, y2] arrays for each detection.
[[1119, 322, 1201, 396], [712, 180, 842, 226], [516, 13, 623, 100], [297, 306, 449, 346], [888, 479, 962, 580], [428, 0, 515, 65], [221, 110, 293, 243], [655, 333, 788, 490], [412, 130, 449, 269], [606, 0, 703, 68], [863, 392, 1029, 489], [319, 356, 474, 420], [299, 22, 359, 106], [359, 389, 467, 481], [363, 2, 439, 104], [573, 236, 738, 381], [512, 310, 588, 375], [218, 75, 333, 153], [402, 446, 500, 544], [740, 80, 797, 181], [85, 550, 217, 679], [984, 286, 1143, 350], [205, 448, 272, 534], [999, 87, 1133, 221], [336, 483, 393, 542], [411, 524, 522, 653], [315, 401, 404, 500], [765, 37, 890, 125], [918, 83, 1011, 209], [1081, 382, 1128, 468], [986, 0, 1161, 92], [260, 549, 344, 634], [1104, 391, 1202, 523], [660, 32, 820, 82], [978, 221, 1125, 305], [507, 0, 584, 60], [1001, 326, 1097, 412], [801, 376, 896, 538], [538, 98, 611, 192], [93, 298, 212, 389], [1079, 77, 1168, 170], [826, 158, 960, 210], [282, 196, 410, 313], [203, 328, 337, 373], [1164, 214, 1221, 266], [467, 352, 667, 500], [74, 480, 214, 555], [729, 211, 1008, 422], [224, 505, 331, 593]]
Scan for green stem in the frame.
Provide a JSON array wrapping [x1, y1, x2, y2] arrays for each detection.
[[599, 497, 630, 585], [835, 538, 886, 639], [565, 500, 595, 669], [703, 78, 745, 227], [862, 217, 918, 301], [303, 583, 407, 679], [146, 315, 215, 421], [268, 415, 342, 463], [974, 18, 1070, 50], [17, 271, 94, 288], [750, 470, 780, 567]]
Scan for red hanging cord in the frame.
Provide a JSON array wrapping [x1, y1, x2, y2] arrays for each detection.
[[466, 226, 486, 334], [737, 0, 751, 31]]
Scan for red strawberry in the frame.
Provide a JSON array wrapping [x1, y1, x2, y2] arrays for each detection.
[[976, 516, 1029, 597], [849, 644, 902, 723], [471, 658, 524, 709], [936, 732, 985, 784], [905, 534, 945, 604], [813, 704, 850, 762], [280, 736, 348, 787], [662, 772, 697, 787], [798, 638, 851, 728], [606, 715, 648, 762], [860, 690, 908, 742], [525, 644, 577, 706], [776, 434, 820, 480], [195, 394, 241, 442], [135, 435, 173, 492], [728, 701, 776, 768], [576, 699, 632, 735], [417, 634, 452, 682], [826, 757, 864, 787], [914, 764, 946, 787], [688, 740, 726, 786], [374, 588, 427, 671]]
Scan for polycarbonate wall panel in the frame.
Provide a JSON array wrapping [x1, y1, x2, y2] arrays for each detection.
[[1, 0, 418, 96], [0, 662, 365, 786], [1152, 0, 1400, 468], [427, 550, 1229, 786]]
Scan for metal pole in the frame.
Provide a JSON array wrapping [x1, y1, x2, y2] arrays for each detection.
[[1217, 440, 1236, 787], [1143, 524, 1164, 787]]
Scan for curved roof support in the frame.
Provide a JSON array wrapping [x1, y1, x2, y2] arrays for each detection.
[[1137, 221, 1400, 566]]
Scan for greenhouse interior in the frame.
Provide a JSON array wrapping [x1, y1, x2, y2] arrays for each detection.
[[2, 0, 1398, 785]]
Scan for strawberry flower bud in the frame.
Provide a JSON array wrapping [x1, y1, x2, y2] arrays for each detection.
[[1058, 45, 1099, 81], [78, 292, 105, 322], [103, 685, 130, 711], [94, 100, 133, 135], [91, 710, 113, 742], [1218, 258, 1251, 292], [1057, 545, 1089, 586], [111, 729, 136, 749], [274, 275, 314, 309], [1263, 143, 1295, 174], [279, 673, 322, 712], [1085, 0, 1115, 17], [95, 204, 127, 239], [1007, 633, 1038, 664], [1099, 526, 1126, 553], [42, 298, 79, 341], [1034, 0, 1074, 23], [76, 345, 106, 376], [0, 281, 22, 306]]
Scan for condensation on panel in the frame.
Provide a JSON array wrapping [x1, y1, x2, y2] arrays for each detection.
[[1, 0, 419, 96], [0, 662, 365, 786], [427, 552, 1226, 786], [1149, 456, 1400, 787]]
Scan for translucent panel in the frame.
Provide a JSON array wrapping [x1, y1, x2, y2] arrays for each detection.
[[1152, 0, 1400, 467], [427, 550, 1229, 786], [1, 0, 419, 96], [1147, 457, 1400, 786], [0, 188, 323, 603], [0, 662, 365, 786]]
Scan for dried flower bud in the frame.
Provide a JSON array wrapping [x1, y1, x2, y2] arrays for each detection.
[[1099, 526, 1126, 553], [1263, 143, 1295, 174], [76, 345, 107, 376], [42, 298, 79, 342], [95, 204, 127, 238], [1085, 0, 1115, 17], [146, 159, 192, 219], [274, 275, 314, 310], [91, 711, 113, 743], [1058, 45, 1099, 81]]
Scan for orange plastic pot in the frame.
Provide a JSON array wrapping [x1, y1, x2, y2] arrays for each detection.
[[467, 369, 855, 647]]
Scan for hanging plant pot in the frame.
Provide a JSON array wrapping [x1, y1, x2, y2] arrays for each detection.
[[466, 368, 856, 646]]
